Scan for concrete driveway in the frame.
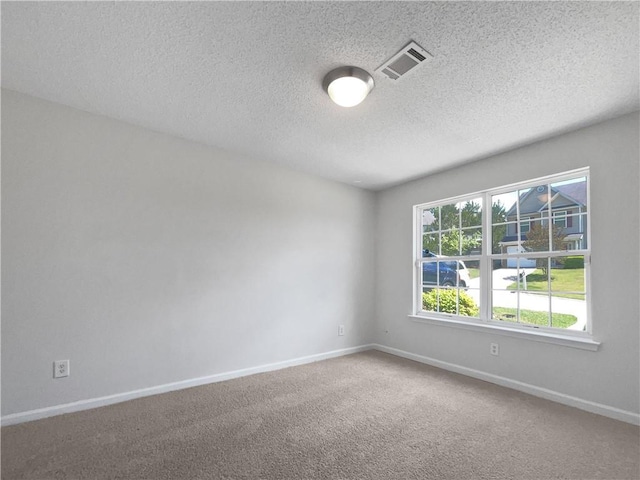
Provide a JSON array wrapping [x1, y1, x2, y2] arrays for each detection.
[[467, 268, 586, 331]]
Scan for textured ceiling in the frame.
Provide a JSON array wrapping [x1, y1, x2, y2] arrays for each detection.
[[2, 2, 638, 190]]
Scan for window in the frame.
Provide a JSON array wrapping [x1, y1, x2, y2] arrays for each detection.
[[553, 210, 567, 228], [414, 168, 590, 337]]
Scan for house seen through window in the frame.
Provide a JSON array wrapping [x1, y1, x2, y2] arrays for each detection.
[[415, 169, 590, 336]]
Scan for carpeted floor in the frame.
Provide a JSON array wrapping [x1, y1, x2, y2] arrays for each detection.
[[2, 350, 639, 479]]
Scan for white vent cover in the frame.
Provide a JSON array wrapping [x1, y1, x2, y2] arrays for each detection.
[[376, 41, 432, 81]]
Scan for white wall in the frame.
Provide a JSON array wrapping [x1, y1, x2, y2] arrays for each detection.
[[1, 90, 376, 416], [375, 112, 640, 415]]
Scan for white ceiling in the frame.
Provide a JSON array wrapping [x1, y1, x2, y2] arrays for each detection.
[[2, 2, 638, 190]]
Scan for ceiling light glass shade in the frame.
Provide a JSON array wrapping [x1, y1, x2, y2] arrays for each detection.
[[323, 66, 374, 107]]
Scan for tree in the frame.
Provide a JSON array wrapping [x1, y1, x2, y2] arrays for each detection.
[[491, 201, 507, 255], [491, 201, 507, 224], [439, 228, 482, 256], [439, 204, 459, 230], [461, 201, 482, 228], [522, 223, 565, 274]]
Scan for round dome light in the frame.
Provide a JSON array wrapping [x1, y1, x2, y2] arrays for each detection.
[[322, 66, 374, 108]]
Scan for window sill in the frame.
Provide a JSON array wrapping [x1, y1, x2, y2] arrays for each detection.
[[408, 314, 600, 351]]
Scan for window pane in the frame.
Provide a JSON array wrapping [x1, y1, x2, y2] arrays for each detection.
[[422, 233, 440, 256], [549, 177, 587, 252], [422, 287, 456, 314], [519, 294, 551, 328], [461, 227, 482, 255], [422, 207, 439, 232], [550, 177, 587, 212], [522, 222, 552, 252], [440, 203, 459, 230], [492, 192, 516, 226], [462, 260, 480, 317], [516, 264, 545, 293], [422, 260, 458, 290], [458, 287, 479, 317], [551, 257, 585, 294], [460, 198, 482, 228], [440, 229, 461, 256], [561, 213, 587, 248], [553, 213, 587, 251], [421, 260, 439, 291], [421, 287, 438, 312], [551, 295, 585, 330], [461, 259, 478, 289], [492, 290, 518, 323], [492, 223, 512, 254], [464, 288, 481, 317]]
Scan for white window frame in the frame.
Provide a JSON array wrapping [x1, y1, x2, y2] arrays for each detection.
[[519, 217, 531, 233], [553, 210, 568, 228], [412, 168, 596, 350]]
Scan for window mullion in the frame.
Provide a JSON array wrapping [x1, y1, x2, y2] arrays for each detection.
[[547, 183, 553, 251], [481, 191, 492, 322], [414, 206, 422, 314], [547, 257, 552, 327], [516, 258, 521, 324], [458, 204, 462, 256], [438, 207, 442, 255], [515, 190, 521, 253]]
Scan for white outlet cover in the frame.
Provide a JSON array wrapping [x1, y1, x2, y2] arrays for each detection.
[[54, 360, 70, 378]]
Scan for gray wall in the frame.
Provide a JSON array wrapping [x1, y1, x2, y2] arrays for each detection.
[[1, 90, 376, 415], [375, 112, 640, 414], [3, 89, 638, 420]]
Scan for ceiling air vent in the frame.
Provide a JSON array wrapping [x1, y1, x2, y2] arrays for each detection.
[[376, 41, 432, 81]]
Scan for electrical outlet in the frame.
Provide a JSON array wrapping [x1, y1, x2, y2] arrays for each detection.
[[338, 325, 345, 336], [490, 343, 499, 356], [54, 360, 70, 378]]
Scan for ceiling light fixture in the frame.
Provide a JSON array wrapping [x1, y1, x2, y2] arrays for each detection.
[[322, 66, 374, 107]]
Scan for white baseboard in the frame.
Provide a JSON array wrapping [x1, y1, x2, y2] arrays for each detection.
[[1, 344, 375, 427], [4, 343, 638, 427], [371, 344, 640, 426]]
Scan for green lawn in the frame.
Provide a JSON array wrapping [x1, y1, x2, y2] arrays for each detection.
[[506, 268, 584, 299], [492, 307, 577, 328], [468, 268, 480, 279]]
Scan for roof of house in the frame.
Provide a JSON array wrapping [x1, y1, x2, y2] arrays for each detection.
[[506, 182, 586, 216], [554, 183, 587, 206]]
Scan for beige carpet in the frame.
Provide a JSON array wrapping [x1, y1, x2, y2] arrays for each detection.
[[2, 351, 639, 479]]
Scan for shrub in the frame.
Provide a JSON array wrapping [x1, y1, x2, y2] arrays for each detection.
[[422, 289, 479, 317], [563, 256, 584, 269]]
